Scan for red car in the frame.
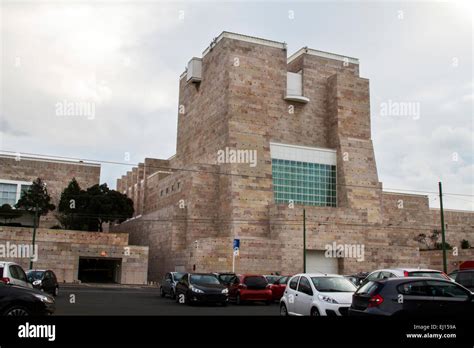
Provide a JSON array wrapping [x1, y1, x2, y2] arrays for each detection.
[[228, 274, 272, 305], [270, 275, 291, 301]]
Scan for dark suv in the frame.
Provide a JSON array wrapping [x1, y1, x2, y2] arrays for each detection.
[[349, 277, 473, 317]]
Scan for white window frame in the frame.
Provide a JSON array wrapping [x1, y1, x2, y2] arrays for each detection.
[[0, 179, 33, 206]]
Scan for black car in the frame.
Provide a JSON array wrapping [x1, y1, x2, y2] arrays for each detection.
[[0, 281, 55, 316], [450, 270, 474, 291], [26, 270, 59, 297], [160, 272, 185, 299], [175, 273, 228, 305], [349, 277, 473, 317]]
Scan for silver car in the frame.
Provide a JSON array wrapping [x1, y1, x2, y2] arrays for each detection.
[[0, 261, 33, 288], [360, 267, 451, 287]]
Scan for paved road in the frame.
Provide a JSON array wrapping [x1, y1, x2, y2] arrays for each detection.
[[54, 285, 280, 315]]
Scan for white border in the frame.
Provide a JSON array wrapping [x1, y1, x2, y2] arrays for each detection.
[[0, 154, 100, 167], [288, 47, 359, 65], [203, 31, 286, 57]]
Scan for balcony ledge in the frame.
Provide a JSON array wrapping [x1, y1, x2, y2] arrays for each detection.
[[284, 95, 310, 103]]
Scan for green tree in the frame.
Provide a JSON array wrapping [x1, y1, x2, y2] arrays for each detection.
[[15, 178, 55, 224], [57, 180, 134, 232], [0, 204, 23, 224], [57, 178, 87, 230], [84, 183, 134, 232]]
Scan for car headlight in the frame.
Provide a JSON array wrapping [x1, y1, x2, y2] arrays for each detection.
[[190, 286, 204, 294], [33, 280, 42, 286], [34, 294, 54, 304], [221, 288, 228, 294], [318, 294, 338, 304]]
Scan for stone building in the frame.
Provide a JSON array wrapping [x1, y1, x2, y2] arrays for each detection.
[[0, 154, 149, 284], [0, 153, 101, 227], [112, 32, 474, 281]]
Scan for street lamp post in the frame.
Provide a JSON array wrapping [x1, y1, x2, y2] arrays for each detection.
[[303, 209, 306, 273], [29, 204, 38, 269], [438, 182, 447, 273]]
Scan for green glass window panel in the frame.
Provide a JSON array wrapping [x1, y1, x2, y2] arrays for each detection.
[[271, 158, 337, 207]]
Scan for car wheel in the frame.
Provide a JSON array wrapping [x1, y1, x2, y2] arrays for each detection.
[[236, 294, 242, 305], [310, 307, 320, 316], [221, 302, 228, 307], [171, 289, 176, 300], [280, 303, 288, 316], [160, 287, 166, 298], [5, 306, 30, 316], [265, 300, 272, 306], [53, 286, 59, 297]]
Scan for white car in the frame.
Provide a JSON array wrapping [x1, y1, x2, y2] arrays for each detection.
[[280, 273, 356, 316], [0, 261, 32, 288]]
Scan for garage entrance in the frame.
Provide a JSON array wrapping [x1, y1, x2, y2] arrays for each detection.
[[78, 257, 122, 283], [306, 250, 340, 274]]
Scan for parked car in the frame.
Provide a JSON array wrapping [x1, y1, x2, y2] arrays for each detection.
[[0, 261, 32, 288], [0, 281, 55, 316], [264, 275, 281, 284], [270, 275, 290, 301], [215, 272, 236, 286], [280, 274, 357, 316], [160, 272, 185, 299], [175, 273, 228, 305], [26, 270, 59, 297], [360, 268, 450, 286], [228, 274, 272, 305], [350, 277, 473, 317], [344, 272, 369, 287], [450, 269, 474, 291]]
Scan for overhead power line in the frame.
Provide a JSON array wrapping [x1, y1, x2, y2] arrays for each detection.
[[0, 149, 473, 198]]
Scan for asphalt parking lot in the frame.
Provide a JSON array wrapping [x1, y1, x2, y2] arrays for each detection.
[[54, 285, 280, 315]]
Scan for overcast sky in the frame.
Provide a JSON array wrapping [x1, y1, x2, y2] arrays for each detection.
[[1, 0, 472, 210]]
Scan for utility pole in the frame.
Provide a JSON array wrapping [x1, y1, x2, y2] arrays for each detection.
[[303, 209, 306, 273], [29, 204, 38, 269], [438, 182, 447, 273]]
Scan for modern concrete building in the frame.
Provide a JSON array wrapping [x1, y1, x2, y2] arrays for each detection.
[[113, 32, 474, 281]]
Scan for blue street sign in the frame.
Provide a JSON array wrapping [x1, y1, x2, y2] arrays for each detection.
[[233, 239, 240, 251]]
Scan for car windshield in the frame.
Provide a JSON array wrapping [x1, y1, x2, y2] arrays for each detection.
[[190, 274, 220, 285], [408, 271, 447, 280], [218, 274, 234, 283], [311, 277, 357, 292], [244, 276, 268, 287], [27, 271, 44, 280], [265, 276, 280, 284], [356, 281, 379, 295], [173, 272, 185, 281]]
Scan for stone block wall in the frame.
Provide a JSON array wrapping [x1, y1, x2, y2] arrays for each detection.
[[0, 226, 148, 284], [0, 155, 100, 227]]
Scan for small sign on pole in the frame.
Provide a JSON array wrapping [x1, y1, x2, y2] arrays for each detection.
[[232, 239, 240, 272]]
